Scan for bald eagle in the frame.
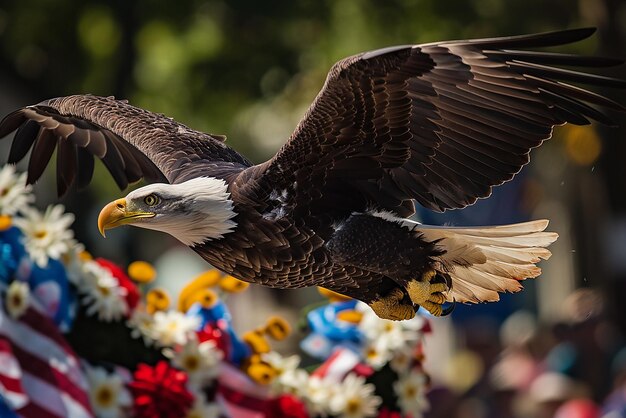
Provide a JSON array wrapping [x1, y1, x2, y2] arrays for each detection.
[[1, 28, 624, 320]]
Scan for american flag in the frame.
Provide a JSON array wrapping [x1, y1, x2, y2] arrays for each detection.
[[217, 362, 271, 418], [0, 302, 93, 418], [311, 347, 361, 383]]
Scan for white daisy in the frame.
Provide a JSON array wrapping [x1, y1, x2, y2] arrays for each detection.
[[278, 368, 309, 396], [151, 310, 200, 347], [61, 244, 88, 286], [302, 375, 336, 416], [13, 204, 77, 268], [362, 340, 392, 370], [357, 302, 423, 352], [389, 345, 416, 375], [85, 366, 131, 418], [164, 335, 223, 388], [79, 261, 128, 322], [127, 307, 157, 346], [185, 392, 222, 418], [394, 370, 430, 417], [329, 373, 381, 418], [0, 165, 34, 216], [5, 280, 29, 319], [358, 309, 404, 350], [262, 352, 303, 394]]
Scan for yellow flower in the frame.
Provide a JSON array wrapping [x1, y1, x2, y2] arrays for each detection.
[[264, 316, 291, 341], [128, 261, 156, 283], [242, 355, 276, 385], [79, 250, 93, 262], [180, 288, 219, 312], [178, 270, 222, 311], [146, 288, 170, 314], [243, 330, 271, 354], [563, 124, 602, 166], [317, 287, 352, 302], [219, 275, 249, 293], [337, 310, 364, 324], [0, 215, 12, 231]]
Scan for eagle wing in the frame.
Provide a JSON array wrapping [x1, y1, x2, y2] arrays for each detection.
[[244, 28, 625, 220], [0, 95, 251, 195]]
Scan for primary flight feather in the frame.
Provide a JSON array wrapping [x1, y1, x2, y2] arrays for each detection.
[[1, 28, 624, 320]]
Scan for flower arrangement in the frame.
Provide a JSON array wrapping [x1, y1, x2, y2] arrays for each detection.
[[0, 165, 431, 418]]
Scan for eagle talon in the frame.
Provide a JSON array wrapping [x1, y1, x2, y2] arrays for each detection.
[[441, 299, 456, 316], [407, 269, 451, 317], [368, 288, 416, 321], [420, 300, 442, 316], [430, 292, 446, 304], [422, 269, 437, 282]]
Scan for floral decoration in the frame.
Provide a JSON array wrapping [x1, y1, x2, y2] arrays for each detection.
[[0, 165, 432, 418]]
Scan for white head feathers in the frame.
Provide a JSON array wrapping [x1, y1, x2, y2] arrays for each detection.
[[125, 177, 237, 246]]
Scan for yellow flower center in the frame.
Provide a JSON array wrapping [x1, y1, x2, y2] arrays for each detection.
[[9, 293, 23, 309], [183, 355, 200, 371], [405, 385, 417, 398], [366, 348, 379, 360], [97, 285, 111, 297], [166, 320, 179, 333], [34, 230, 48, 239], [79, 251, 93, 262], [346, 398, 362, 414], [0, 188, 8, 197], [0, 215, 12, 231], [95, 386, 115, 407]]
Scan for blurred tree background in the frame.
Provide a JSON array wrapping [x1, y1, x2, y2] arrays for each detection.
[[1, 0, 626, 411]]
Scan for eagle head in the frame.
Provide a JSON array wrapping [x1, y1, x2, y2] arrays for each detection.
[[97, 177, 237, 246]]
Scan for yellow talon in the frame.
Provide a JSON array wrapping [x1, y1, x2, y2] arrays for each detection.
[[422, 269, 437, 282], [368, 288, 415, 321], [430, 292, 447, 304], [406, 269, 451, 316], [421, 300, 443, 316], [430, 283, 448, 294]]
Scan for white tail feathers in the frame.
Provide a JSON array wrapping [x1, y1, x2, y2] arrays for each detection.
[[414, 220, 558, 304]]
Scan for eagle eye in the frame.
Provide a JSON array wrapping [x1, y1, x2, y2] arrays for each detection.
[[144, 194, 160, 206]]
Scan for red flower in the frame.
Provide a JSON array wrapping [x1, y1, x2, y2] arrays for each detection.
[[197, 321, 231, 358], [264, 394, 309, 418], [128, 361, 194, 418], [96, 258, 139, 311], [377, 408, 403, 418]]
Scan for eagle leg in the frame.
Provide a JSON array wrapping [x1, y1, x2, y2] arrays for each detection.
[[368, 288, 416, 321], [407, 269, 450, 316]]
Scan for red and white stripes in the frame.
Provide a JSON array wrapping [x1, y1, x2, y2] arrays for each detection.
[[0, 306, 93, 418]]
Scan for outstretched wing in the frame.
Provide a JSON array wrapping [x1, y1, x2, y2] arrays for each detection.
[[0, 95, 251, 195], [243, 28, 625, 222]]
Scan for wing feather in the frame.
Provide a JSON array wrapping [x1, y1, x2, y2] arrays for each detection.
[[415, 220, 557, 303], [243, 28, 624, 219], [8, 120, 39, 163], [56, 136, 77, 197], [0, 95, 251, 195], [27, 128, 57, 185]]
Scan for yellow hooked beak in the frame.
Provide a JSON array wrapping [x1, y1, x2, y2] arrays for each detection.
[[97, 198, 156, 237]]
